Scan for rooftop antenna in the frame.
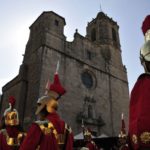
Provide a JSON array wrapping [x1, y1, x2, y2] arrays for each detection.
[[99, 0, 103, 12]]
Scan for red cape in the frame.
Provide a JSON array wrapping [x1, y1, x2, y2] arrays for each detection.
[[19, 112, 73, 150], [129, 74, 150, 149], [0, 126, 21, 150], [86, 141, 99, 150]]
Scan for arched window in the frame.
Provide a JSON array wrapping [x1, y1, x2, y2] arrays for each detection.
[[112, 28, 117, 42], [88, 105, 93, 118], [91, 28, 96, 41]]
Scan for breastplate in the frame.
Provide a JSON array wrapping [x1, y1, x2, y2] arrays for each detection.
[[36, 120, 71, 149]]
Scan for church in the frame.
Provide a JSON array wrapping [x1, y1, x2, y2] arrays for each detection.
[[0, 11, 129, 137]]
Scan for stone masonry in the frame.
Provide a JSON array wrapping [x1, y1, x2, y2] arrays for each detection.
[[0, 11, 129, 137]]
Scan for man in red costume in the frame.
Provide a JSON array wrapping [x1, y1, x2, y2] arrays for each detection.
[[0, 96, 25, 150], [82, 125, 99, 150], [118, 113, 129, 150], [20, 62, 74, 150], [128, 15, 150, 150]]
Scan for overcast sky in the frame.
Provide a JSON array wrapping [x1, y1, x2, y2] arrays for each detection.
[[0, 0, 149, 94]]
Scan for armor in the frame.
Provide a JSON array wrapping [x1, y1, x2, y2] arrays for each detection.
[[3, 96, 19, 126], [83, 128, 92, 142], [0, 129, 24, 146], [0, 96, 25, 149], [35, 62, 66, 115], [35, 120, 72, 148], [140, 30, 150, 62], [128, 15, 150, 150], [140, 15, 150, 72], [82, 124, 99, 150], [35, 95, 59, 115], [20, 61, 73, 150]]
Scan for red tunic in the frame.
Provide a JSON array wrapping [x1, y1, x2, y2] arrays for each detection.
[[86, 141, 99, 150], [19, 112, 73, 150], [129, 74, 150, 149], [0, 126, 21, 150]]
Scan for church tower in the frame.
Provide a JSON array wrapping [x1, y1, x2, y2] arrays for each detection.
[[0, 11, 129, 137], [87, 12, 120, 46]]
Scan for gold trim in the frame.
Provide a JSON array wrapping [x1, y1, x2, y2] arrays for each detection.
[[37, 121, 67, 145], [5, 111, 19, 126], [39, 122, 56, 135], [1, 129, 24, 146], [132, 134, 138, 144], [140, 132, 150, 144]]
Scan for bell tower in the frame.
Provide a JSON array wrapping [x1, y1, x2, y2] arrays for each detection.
[[86, 12, 120, 48]]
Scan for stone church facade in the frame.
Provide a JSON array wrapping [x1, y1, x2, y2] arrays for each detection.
[[0, 11, 129, 137]]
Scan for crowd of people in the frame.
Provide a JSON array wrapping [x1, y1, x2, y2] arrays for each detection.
[[0, 15, 150, 150], [0, 62, 100, 150]]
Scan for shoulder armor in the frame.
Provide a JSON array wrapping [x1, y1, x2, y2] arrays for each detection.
[[35, 120, 49, 125], [35, 120, 57, 138]]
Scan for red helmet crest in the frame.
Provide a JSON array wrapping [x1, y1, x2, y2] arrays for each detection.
[[142, 15, 150, 35], [9, 96, 16, 108]]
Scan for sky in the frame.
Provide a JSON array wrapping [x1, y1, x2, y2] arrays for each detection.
[[0, 0, 149, 94]]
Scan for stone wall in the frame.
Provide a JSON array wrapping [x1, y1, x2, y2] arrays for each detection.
[[0, 11, 129, 137]]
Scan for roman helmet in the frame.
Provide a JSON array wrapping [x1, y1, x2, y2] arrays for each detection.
[[4, 96, 19, 126], [83, 128, 92, 141], [35, 61, 66, 115], [140, 15, 150, 72]]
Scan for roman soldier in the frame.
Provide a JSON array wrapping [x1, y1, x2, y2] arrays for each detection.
[[0, 96, 25, 150], [128, 15, 150, 150], [19, 61, 74, 150], [118, 113, 129, 150], [84, 128, 99, 150], [81, 121, 99, 150]]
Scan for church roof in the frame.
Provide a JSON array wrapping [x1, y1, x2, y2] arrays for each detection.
[[88, 11, 118, 27]]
